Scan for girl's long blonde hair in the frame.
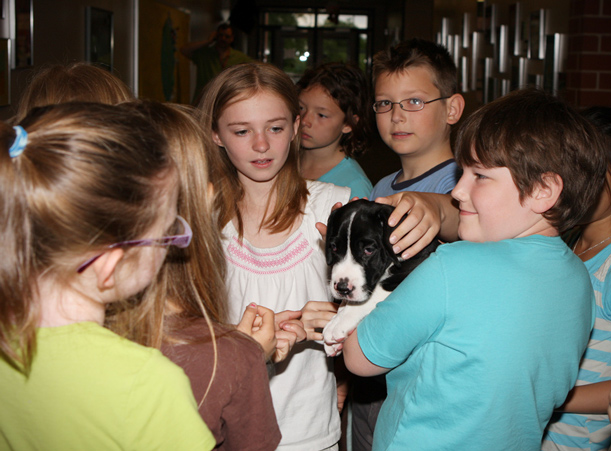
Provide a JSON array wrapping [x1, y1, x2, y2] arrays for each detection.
[[198, 62, 308, 238], [121, 101, 229, 404], [1, 102, 173, 374]]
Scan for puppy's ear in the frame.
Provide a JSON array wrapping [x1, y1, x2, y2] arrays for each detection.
[[325, 242, 334, 266], [378, 205, 402, 264], [325, 209, 339, 265]]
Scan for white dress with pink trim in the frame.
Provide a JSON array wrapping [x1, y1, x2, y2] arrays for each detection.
[[223, 180, 350, 451]]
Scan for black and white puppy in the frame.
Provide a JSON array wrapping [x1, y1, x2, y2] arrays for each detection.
[[322, 199, 439, 356]]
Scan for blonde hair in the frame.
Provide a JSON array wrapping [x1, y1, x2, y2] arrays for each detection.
[[124, 100, 228, 324], [121, 100, 231, 405], [198, 62, 308, 238], [13, 62, 134, 123], [0, 102, 173, 374]]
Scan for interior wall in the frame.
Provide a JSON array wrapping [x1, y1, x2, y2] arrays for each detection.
[[0, 0, 135, 120], [254, 0, 390, 56], [138, 0, 191, 103], [158, 0, 224, 102], [403, 0, 434, 41], [432, 0, 571, 116], [434, 0, 569, 33], [565, 0, 611, 107], [0, 1, 576, 120]]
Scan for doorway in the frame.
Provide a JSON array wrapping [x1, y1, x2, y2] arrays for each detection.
[[258, 9, 372, 82]]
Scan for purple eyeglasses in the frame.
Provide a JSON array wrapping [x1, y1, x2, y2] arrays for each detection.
[[77, 215, 192, 273]]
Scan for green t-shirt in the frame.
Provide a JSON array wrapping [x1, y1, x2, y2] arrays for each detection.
[[0, 322, 215, 450]]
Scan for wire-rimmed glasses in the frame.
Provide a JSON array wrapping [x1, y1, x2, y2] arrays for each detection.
[[372, 96, 450, 114], [76, 215, 192, 273]]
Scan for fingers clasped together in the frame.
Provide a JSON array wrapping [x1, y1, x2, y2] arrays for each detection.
[[237, 303, 307, 363]]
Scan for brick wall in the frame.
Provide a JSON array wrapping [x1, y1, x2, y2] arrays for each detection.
[[566, 0, 611, 106]]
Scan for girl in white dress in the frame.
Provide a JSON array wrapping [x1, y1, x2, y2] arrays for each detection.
[[199, 62, 350, 451]]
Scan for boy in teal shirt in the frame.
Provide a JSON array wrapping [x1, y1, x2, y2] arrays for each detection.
[[343, 89, 608, 450]]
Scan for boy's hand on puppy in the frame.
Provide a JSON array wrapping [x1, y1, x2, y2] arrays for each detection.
[[375, 192, 457, 259], [301, 301, 339, 341], [376, 192, 439, 259], [237, 303, 277, 361]]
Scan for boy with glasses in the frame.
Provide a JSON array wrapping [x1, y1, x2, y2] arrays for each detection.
[[369, 38, 465, 200], [352, 38, 465, 451]]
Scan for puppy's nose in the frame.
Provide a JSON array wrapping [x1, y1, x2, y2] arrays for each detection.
[[335, 278, 353, 296]]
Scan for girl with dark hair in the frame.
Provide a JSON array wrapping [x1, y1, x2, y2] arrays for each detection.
[[297, 62, 373, 198]]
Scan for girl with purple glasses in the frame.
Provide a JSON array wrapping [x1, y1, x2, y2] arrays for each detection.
[[0, 102, 214, 450]]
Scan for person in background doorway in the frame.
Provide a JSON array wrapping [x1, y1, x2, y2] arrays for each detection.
[[181, 22, 252, 104]]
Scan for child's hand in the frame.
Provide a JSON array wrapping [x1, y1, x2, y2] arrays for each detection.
[[237, 303, 277, 360], [301, 301, 339, 341], [272, 310, 307, 363], [316, 200, 346, 240], [375, 192, 458, 259], [315, 222, 328, 241]]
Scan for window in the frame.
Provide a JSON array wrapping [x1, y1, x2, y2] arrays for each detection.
[[258, 9, 372, 82]]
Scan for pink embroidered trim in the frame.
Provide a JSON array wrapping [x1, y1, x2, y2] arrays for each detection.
[[226, 232, 314, 275], [234, 233, 305, 257]]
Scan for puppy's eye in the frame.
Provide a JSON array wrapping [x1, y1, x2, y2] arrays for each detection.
[[330, 243, 338, 252], [363, 246, 375, 256]]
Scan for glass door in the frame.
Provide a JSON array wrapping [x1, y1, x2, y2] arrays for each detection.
[[259, 9, 372, 82]]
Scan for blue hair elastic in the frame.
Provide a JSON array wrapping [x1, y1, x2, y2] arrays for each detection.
[[9, 125, 27, 158]]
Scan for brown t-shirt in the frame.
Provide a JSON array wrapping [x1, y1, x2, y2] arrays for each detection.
[[162, 319, 281, 450]]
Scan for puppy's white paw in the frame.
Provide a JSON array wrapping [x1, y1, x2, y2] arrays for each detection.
[[324, 341, 343, 357], [322, 313, 343, 344], [323, 313, 358, 356]]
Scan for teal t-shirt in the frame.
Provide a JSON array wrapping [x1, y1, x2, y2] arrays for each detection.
[[0, 322, 215, 450], [318, 157, 373, 199], [359, 236, 594, 451]]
